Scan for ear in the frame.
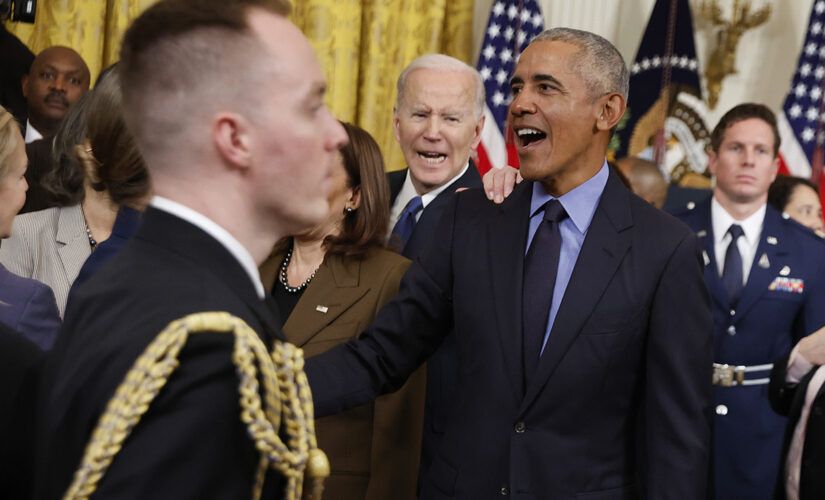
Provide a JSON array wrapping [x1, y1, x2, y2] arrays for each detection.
[[212, 112, 253, 171], [470, 114, 486, 149], [21, 74, 29, 99], [769, 156, 780, 183], [348, 185, 362, 210], [707, 150, 718, 177], [595, 92, 626, 132], [393, 106, 401, 143]]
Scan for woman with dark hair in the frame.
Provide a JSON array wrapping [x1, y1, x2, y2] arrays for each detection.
[[768, 175, 824, 236], [259, 122, 424, 500], [0, 66, 150, 315]]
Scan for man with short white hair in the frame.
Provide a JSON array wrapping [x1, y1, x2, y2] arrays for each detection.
[[35, 1, 347, 498]]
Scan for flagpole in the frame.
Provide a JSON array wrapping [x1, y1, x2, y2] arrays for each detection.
[[654, 0, 680, 168]]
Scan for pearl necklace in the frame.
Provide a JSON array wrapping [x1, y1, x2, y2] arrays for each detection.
[[81, 208, 97, 249], [279, 246, 318, 293]]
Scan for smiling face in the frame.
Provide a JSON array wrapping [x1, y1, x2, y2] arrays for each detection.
[[393, 67, 484, 195], [509, 40, 620, 196], [709, 117, 779, 208]]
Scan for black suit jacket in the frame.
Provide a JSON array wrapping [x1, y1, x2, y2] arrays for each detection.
[[770, 353, 825, 500], [388, 164, 482, 259], [0, 24, 34, 129], [308, 170, 713, 499], [388, 164, 482, 481], [35, 207, 285, 499]]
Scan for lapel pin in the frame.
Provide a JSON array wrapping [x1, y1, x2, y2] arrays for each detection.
[[767, 236, 778, 245], [702, 250, 710, 266], [758, 253, 770, 269], [782, 212, 790, 219], [687, 201, 696, 210], [697, 230, 707, 238], [780, 266, 791, 276], [315, 305, 329, 314]]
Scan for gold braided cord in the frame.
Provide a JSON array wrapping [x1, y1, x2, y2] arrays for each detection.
[[62, 312, 328, 500]]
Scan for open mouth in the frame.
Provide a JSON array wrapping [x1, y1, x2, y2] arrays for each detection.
[[418, 151, 447, 164], [516, 128, 546, 147]]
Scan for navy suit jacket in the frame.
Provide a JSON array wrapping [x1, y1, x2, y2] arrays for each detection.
[[674, 199, 825, 499], [388, 164, 482, 480], [0, 263, 61, 349], [308, 170, 713, 499]]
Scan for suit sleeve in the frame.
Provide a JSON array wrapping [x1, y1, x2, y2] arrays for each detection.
[[17, 283, 61, 350], [799, 251, 825, 342], [769, 352, 798, 417], [306, 195, 461, 418], [643, 231, 713, 498]]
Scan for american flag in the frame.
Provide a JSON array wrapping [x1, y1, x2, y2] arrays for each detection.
[[778, 0, 825, 206], [475, 0, 544, 176]]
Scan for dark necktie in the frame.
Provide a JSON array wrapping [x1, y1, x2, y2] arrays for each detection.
[[522, 199, 567, 382], [391, 196, 423, 250], [722, 224, 745, 307]]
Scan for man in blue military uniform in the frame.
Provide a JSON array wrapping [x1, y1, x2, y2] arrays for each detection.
[[673, 103, 825, 499]]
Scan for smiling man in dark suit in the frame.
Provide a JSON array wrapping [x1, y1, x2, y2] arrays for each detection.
[[307, 27, 713, 499]]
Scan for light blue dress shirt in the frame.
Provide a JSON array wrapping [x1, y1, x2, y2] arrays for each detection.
[[526, 161, 609, 354]]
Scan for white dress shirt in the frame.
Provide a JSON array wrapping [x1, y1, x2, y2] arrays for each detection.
[[24, 119, 43, 144], [388, 162, 470, 238], [150, 196, 265, 299], [711, 197, 766, 285]]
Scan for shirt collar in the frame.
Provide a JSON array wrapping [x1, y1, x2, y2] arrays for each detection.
[[711, 196, 766, 246], [25, 120, 43, 144], [529, 160, 609, 234], [405, 162, 470, 208], [149, 196, 266, 299]]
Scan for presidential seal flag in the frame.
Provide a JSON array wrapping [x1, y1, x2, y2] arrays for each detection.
[[475, 0, 544, 176], [612, 0, 710, 184]]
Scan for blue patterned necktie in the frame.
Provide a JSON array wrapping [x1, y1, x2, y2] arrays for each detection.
[[391, 196, 423, 251], [722, 224, 745, 307], [522, 199, 567, 382]]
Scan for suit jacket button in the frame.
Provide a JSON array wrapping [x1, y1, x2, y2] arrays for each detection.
[[500, 485, 510, 496], [515, 422, 526, 433], [727, 325, 736, 336], [716, 404, 728, 415]]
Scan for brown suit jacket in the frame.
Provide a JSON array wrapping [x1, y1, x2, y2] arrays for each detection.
[[260, 247, 424, 500]]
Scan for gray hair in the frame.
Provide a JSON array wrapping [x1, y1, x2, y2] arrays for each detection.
[[396, 54, 485, 120], [532, 27, 629, 100]]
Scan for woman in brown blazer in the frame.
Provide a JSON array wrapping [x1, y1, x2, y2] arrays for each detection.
[[260, 122, 424, 500]]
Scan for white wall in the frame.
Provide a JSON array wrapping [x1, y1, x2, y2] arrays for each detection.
[[473, 0, 813, 128]]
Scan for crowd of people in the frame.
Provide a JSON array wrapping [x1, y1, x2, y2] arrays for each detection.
[[1, 0, 825, 499]]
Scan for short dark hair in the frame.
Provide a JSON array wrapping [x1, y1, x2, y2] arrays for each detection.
[[710, 103, 780, 157], [84, 66, 150, 207], [768, 175, 819, 213], [119, 0, 291, 159], [323, 122, 391, 258]]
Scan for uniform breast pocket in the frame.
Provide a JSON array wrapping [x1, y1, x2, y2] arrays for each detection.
[[580, 308, 646, 336]]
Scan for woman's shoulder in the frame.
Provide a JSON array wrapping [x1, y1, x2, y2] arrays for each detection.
[[14, 205, 78, 234], [359, 246, 411, 270]]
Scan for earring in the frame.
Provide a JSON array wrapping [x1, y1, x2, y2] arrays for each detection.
[[345, 207, 353, 214]]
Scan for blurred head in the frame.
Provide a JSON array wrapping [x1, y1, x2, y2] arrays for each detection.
[[120, 0, 347, 236], [22, 46, 90, 136], [615, 156, 667, 209], [77, 65, 150, 209], [42, 91, 92, 206], [394, 54, 485, 195], [0, 106, 28, 238], [509, 28, 627, 196], [709, 103, 779, 208], [768, 175, 824, 233]]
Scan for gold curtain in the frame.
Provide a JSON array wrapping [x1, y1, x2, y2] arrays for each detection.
[[292, 0, 474, 171], [6, 0, 474, 170], [5, 0, 159, 84]]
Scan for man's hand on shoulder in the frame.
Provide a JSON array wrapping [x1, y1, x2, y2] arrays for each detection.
[[797, 325, 825, 366], [482, 165, 522, 204]]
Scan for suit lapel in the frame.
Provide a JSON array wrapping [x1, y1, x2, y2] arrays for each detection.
[[56, 205, 90, 283], [734, 208, 787, 318], [520, 173, 633, 411], [692, 200, 730, 311], [488, 182, 533, 394], [282, 255, 369, 347]]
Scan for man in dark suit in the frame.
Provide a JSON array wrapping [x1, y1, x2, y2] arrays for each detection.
[[673, 103, 825, 499], [386, 54, 485, 481], [307, 27, 712, 499], [34, 0, 348, 498]]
